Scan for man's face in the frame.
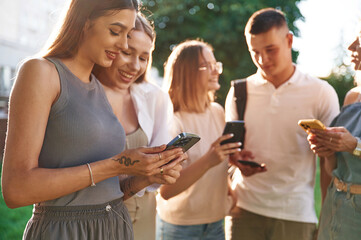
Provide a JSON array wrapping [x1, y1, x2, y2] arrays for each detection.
[[246, 27, 293, 80]]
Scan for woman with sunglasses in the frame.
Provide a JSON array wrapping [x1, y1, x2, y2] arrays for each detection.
[[156, 39, 241, 240]]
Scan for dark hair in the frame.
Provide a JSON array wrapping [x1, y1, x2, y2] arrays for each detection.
[[245, 8, 288, 35], [44, 0, 139, 58]]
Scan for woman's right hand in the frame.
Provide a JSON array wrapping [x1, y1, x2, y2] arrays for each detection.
[[203, 134, 242, 168], [308, 127, 357, 157], [112, 145, 184, 177]]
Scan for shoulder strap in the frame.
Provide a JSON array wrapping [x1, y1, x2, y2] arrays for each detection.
[[231, 79, 247, 121], [228, 79, 247, 177]]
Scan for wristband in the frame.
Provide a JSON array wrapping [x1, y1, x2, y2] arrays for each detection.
[[352, 137, 361, 157]]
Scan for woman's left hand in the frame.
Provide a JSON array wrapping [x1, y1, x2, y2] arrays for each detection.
[[310, 127, 357, 153], [146, 155, 184, 185]]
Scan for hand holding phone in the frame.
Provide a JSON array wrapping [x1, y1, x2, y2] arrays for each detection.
[[298, 119, 326, 132], [238, 160, 265, 168], [165, 132, 200, 153], [221, 121, 245, 147]]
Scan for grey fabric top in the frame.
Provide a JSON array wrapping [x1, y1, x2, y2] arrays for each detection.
[[38, 58, 125, 206]]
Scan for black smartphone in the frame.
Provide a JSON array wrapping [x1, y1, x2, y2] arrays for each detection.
[[221, 120, 245, 147], [165, 132, 201, 153], [238, 160, 265, 168]]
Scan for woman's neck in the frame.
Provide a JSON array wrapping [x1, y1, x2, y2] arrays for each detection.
[[61, 55, 94, 83]]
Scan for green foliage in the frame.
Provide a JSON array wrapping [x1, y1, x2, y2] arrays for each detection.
[[323, 64, 355, 106], [314, 158, 322, 220], [0, 163, 33, 239], [0, 202, 32, 239], [142, 0, 303, 105]]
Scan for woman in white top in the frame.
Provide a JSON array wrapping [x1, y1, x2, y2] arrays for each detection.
[[156, 39, 240, 240], [93, 14, 183, 240]]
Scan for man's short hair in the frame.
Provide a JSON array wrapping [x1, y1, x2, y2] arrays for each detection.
[[245, 8, 288, 35]]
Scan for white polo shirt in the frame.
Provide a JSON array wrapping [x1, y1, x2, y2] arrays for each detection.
[[225, 66, 339, 223]]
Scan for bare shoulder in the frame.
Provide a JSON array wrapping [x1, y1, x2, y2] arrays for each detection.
[[211, 102, 225, 113], [343, 86, 361, 107], [17, 58, 58, 82], [13, 58, 60, 100]]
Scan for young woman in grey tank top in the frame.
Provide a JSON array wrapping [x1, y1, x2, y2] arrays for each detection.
[[1, 1, 184, 239]]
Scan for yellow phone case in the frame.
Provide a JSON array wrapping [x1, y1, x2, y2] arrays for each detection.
[[298, 119, 326, 132]]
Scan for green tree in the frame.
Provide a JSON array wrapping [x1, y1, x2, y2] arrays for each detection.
[[323, 39, 355, 107], [142, 0, 303, 105], [323, 64, 355, 107]]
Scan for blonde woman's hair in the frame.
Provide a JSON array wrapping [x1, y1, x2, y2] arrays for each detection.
[[164, 39, 215, 113], [134, 13, 156, 83]]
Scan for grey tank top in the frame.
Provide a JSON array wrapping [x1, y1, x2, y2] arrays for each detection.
[[39, 58, 126, 206]]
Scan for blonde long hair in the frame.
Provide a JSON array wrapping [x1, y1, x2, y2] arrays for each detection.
[[164, 39, 215, 113], [134, 13, 156, 83]]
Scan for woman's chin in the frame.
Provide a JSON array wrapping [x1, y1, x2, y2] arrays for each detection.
[[208, 82, 220, 91]]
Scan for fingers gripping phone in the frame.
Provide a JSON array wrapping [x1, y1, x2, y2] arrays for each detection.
[[298, 119, 326, 132], [220, 120, 245, 147], [165, 132, 201, 153]]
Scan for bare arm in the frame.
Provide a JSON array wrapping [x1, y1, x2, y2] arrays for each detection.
[[1, 59, 183, 208], [323, 154, 337, 177]]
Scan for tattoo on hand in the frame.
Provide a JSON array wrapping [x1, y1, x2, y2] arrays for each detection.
[[112, 156, 139, 166]]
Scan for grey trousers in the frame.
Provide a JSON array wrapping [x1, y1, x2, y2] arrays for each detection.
[[23, 198, 133, 240]]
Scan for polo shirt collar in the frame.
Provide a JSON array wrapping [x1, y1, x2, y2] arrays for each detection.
[[255, 64, 300, 86]]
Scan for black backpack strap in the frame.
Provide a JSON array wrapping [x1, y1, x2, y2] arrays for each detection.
[[228, 79, 247, 177], [231, 79, 247, 121]]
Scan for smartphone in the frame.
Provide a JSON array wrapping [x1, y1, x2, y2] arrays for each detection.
[[238, 160, 265, 168], [165, 132, 200, 153], [298, 119, 326, 132], [220, 120, 245, 147]]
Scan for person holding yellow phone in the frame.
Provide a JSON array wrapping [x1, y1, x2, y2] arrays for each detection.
[[307, 24, 361, 240]]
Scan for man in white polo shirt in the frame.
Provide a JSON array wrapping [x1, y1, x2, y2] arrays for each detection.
[[224, 8, 340, 240]]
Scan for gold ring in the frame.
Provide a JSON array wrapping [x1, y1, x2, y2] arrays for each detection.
[[158, 153, 162, 160], [160, 168, 164, 174], [329, 137, 333, 142]]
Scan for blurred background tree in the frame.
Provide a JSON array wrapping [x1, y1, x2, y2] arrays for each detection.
[[323, 65, 355, 107], [142, 0, 303, 105], [322, 41, 356, 106]]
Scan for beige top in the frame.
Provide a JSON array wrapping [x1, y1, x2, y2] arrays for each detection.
[[125, 127, 148, 150], [156, 102, 232, 225]]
